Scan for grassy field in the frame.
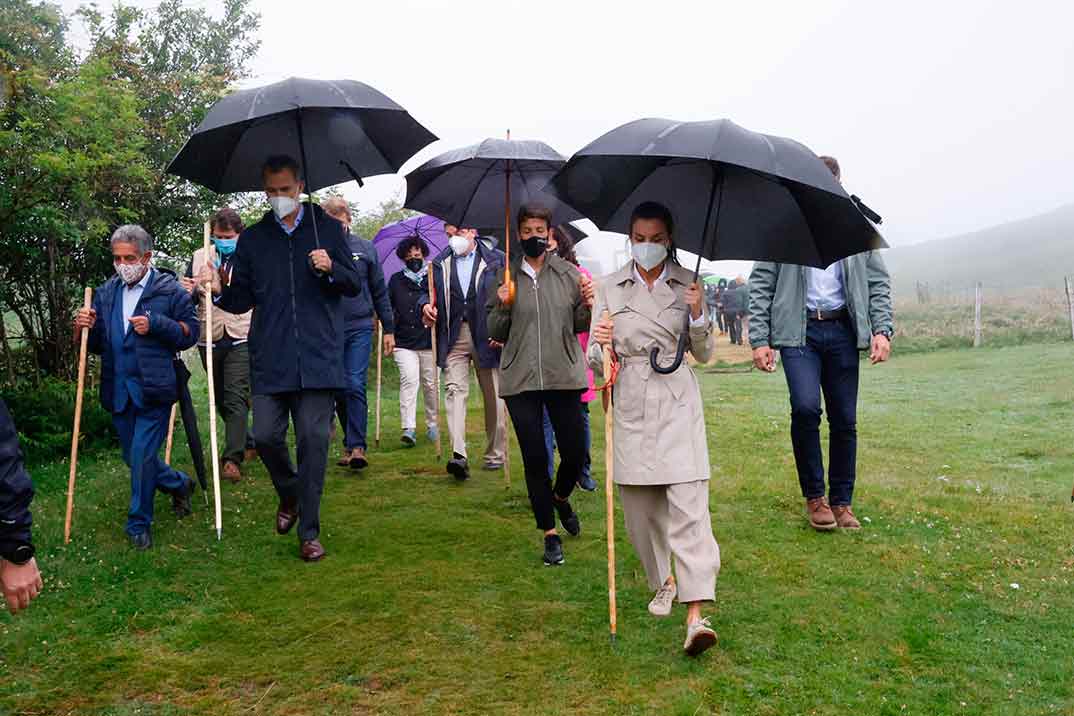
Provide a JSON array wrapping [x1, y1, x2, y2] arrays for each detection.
[[2, 341, 1073, 715]]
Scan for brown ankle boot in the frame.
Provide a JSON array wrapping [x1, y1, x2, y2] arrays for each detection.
[[831, 505, 861, 529], [806, 497, 837, 531]]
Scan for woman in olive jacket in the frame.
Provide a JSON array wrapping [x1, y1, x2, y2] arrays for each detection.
[[486, 205, 594, 566]]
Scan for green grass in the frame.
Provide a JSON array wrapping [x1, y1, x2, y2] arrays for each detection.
[[3, 342, 1074, 715]]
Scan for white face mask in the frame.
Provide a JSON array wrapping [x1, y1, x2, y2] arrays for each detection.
[[449, 235, 471, 256], [268, 195, 299, 220], [631, 241, 668, 271], [115, 261, 148, 285]]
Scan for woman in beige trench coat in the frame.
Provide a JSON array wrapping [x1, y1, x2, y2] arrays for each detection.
[[589, 201, 721, 657]]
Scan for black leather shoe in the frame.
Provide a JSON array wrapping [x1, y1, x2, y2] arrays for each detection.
[[171, 477, 194, 518], [577, 473, 598, 492], [129, 530, 152, 550], [554, 497, 581, 537], [543, 534, 564, 566], [446, 454, 469, 481]]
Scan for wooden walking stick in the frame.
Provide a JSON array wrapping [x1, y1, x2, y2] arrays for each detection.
[[502, 128, 514, 489], [203, 222, 223, 540], [375, 319, 383, 448], [64, 286, 93, 545], [428, 264, 442, 460], [164, 403, 178, 464], [598, 310, 619, 641]]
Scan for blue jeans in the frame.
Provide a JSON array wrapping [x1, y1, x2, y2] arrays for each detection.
[[337, 326, 373, 450], [780, 318, 860, 506], [113, 402, 189, 535], [542, 402, 592, 481]]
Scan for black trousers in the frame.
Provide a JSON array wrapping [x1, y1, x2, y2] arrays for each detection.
[[725, 311, 743, 344], [504, 389, 586, 531], [251, 390, 335, 542]]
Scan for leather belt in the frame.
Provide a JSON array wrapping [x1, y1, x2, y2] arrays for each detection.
[[808, 307, 848, 321]]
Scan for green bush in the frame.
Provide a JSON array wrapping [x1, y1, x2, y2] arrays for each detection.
[[1, 377, 115, 465]]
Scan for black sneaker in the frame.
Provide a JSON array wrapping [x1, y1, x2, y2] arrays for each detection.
[[543, 534, 564, 566], [171, 476, 194, 518], [446, 454, 469, 481], [129, 529, 152, 551], [577, 472, 598, 492], [554, 498, 581, 537]]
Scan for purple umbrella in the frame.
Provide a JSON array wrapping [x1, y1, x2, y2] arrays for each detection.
[[372, 214, 450, 282]]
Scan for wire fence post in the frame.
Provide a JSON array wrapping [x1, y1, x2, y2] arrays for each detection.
[[973, 282, 983, 348], [1065, 276, 1074, 342]]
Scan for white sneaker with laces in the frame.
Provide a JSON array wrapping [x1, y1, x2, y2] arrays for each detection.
[[683, 617, 717, 656], [647, 580, 677, 617]]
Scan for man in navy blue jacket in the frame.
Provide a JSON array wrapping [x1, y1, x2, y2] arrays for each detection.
[[73, 225, 200, 550], [322, 197, 395, 471], [0, 399, 42, 614], [200, 156, 362, 562]]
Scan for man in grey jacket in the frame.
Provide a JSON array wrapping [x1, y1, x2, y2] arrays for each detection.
[[748, 156, 893, 532]]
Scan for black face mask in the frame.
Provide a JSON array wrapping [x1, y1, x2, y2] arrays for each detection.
[[521, 236, 548, 258], [404, 257, 424, 273]]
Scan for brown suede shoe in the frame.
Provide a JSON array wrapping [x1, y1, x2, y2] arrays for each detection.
[[221, 460, 241, 483], [806, 497, 837, 531], [336, 450, 351, 467], [276, 497, 299, 535], [832, 505, 862, 530], [300, 539, 326, 562], [349, 447, 369, 470], [244, 448, 259, 463]]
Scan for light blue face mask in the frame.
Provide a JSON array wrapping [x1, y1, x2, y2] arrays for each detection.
[[212, 237, 238, 256]]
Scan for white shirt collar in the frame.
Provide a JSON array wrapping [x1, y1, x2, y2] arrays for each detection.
[[632, 261, 668, 289], [127, 267, 152, 291]]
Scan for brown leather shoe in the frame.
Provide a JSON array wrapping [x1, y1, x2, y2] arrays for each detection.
[[244, 448, 259, 463], [806, 497, 837, 531], [222, 460, 241, 483], [832, 505, 862, 530], [336, 450, 351, 467], [275, 497, 299, 535], [349, 447, 369, 470], [300, 539, 325, 562]]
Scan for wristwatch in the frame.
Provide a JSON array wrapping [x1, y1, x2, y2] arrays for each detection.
[[0, 541, 35, 565], [875, 329, 893, 341]]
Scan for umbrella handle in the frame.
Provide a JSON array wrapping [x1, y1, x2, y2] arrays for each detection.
[[649, 312, 691, 375]]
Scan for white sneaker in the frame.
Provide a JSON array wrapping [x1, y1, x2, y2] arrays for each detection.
[[647, 580, 677, 617], [683, 617, 717, 657]]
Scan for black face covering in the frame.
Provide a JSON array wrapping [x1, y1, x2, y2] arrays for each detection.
[[404, 257, 424, 273], [521, 236, 548, 258]]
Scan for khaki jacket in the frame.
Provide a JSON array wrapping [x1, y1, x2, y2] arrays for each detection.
[[486, 254, 591, 397], [191, 246, 253, 345], [588, 261, 714, 486]]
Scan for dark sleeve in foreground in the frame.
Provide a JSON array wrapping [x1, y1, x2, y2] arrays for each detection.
[[366, 244, 395, 333], [0, 399, 33, 547]]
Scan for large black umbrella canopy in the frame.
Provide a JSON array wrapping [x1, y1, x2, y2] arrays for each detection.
[[547, 117, 886, 269], [403, 138, 584, 228], [167, 77, 437, 193]]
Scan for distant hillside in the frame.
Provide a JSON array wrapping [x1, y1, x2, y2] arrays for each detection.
[[884, 203, 1074, 297]]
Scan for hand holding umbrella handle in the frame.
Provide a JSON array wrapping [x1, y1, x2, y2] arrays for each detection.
[[502, 266, 517, 307], [649, 311, 691, 374]]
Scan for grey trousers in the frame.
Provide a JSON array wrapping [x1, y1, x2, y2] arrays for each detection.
[[618, 480, 721, 604], [198, 344, 253, 464], [252, 390, 335, 542]]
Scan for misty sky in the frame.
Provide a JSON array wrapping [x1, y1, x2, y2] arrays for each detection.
[[60, 0, 1074, 273]]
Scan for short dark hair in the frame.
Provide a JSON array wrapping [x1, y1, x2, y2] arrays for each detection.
[[210, 207, 244, 235], [262, 155, 301, 180], [629, 201, 674, 236], [551, 225, 578, 266], [517, 203, 552, 230], [395, 235, 430, 261], [819, 155, 840, 180]]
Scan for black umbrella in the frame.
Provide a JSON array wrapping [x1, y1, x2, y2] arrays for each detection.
[[173, 358, 208, 496], [547, 117, 886, 373], [404, 136, 584, 304]]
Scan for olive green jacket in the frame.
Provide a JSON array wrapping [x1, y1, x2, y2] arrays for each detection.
[[747, 251, 894, 350], [486, 254, 591, 397]]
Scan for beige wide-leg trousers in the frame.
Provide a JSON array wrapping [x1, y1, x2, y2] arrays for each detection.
[[443, 323, 507, 464]]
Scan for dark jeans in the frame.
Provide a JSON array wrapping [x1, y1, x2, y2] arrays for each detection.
[[780, 317, 860, 506], [542, 402, 592, 482], [198, 344, 254, 464], [504, 390, 586, 531], [334, 327, 373, 450], [725, 311, 743, 344], [113, 402, 188, 535], [252, 390, 335, 541]]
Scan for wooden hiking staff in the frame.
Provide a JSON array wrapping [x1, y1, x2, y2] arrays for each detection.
[[375, 320, 383, 448], [64, 286, 93, 545], [501, 130, 513, 488], [598, 309, 618, 641], [203, 221, 223, 540], [164, 403, 178, 464], [428, 263, 442, 460]]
